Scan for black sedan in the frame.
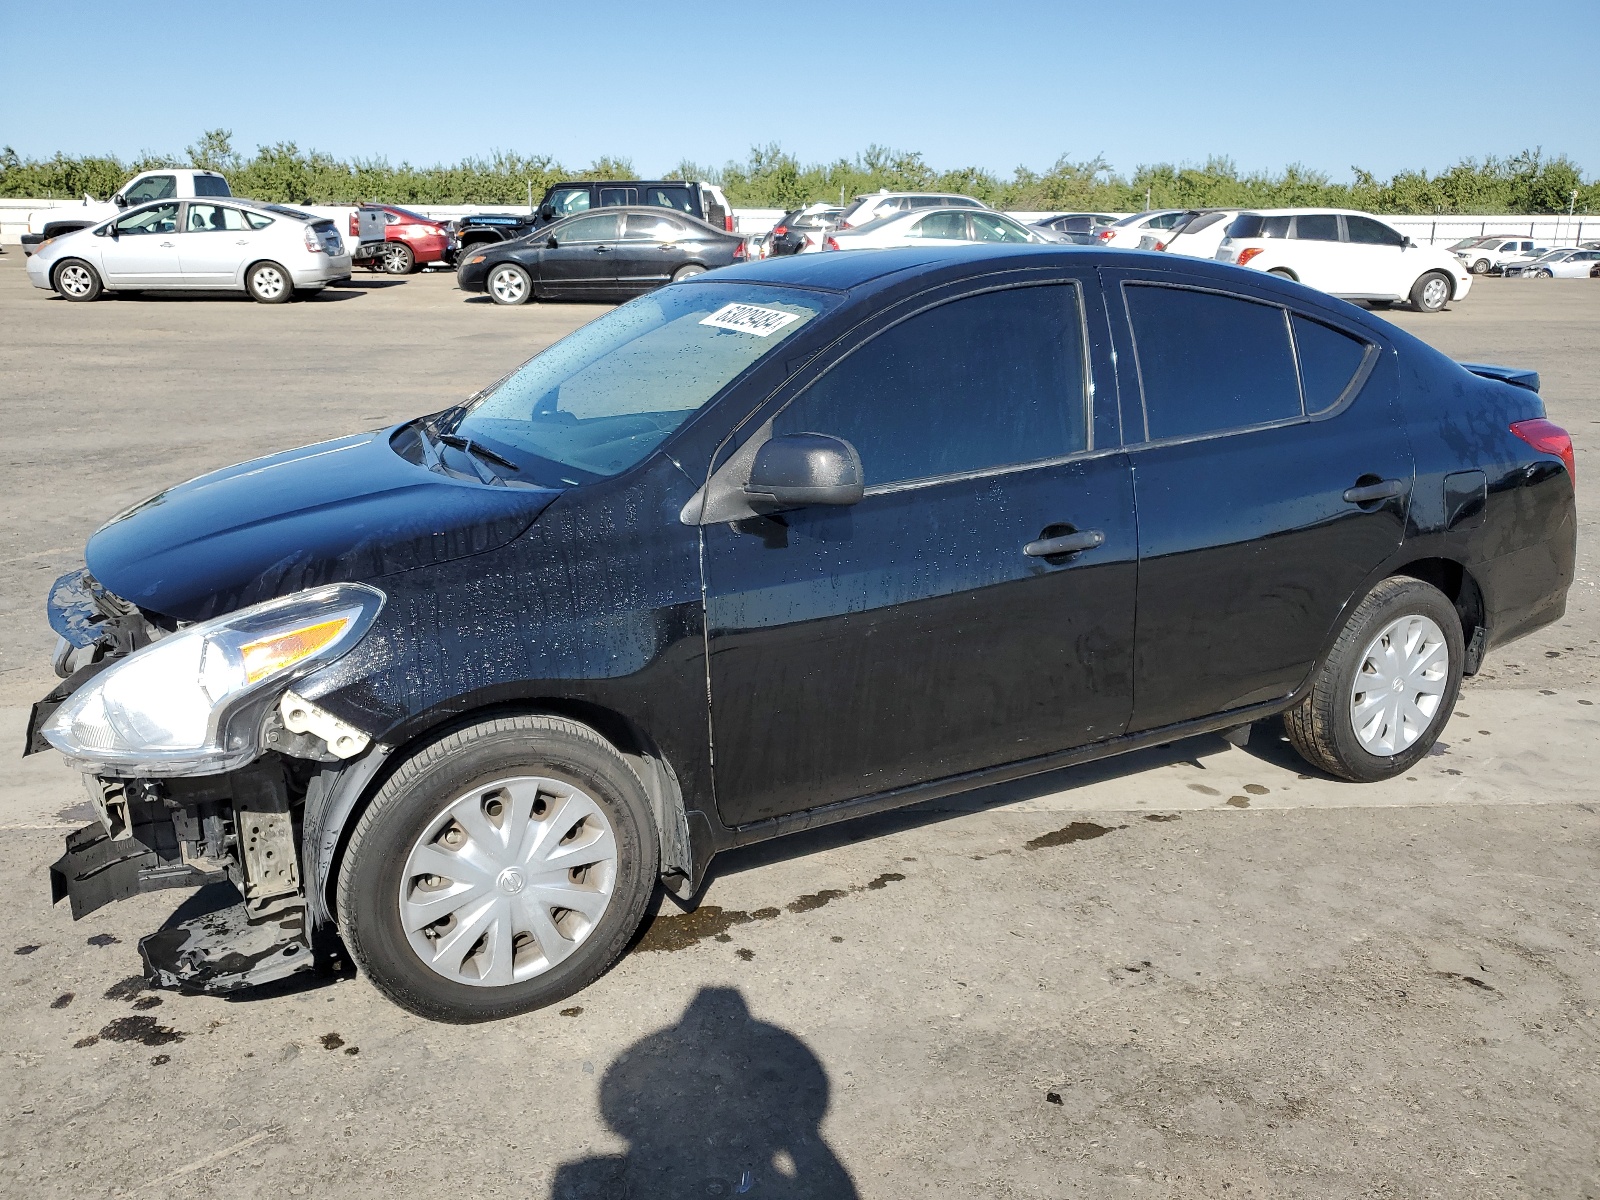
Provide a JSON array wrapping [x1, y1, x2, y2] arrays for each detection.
[[36, 245, 1576, 1021], [456, 206, 745, 304], [1031, 212, 1120, 243]]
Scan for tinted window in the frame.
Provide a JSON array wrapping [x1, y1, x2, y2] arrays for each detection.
[[1125, 285, 1301, 441], [554, 214, 619, 241], [644, 186, 693, 212], [1180, 211, 1231, 235], [1292, 315, 1369, 413], [598, 188, 636, 207], [906, 196, 942, 209], [1147, 212, 1184, 230], [773, 285, 1088, 486], [123, 175, 176, 203], [1292, 214, 1340, 241], [623, 213, 686, 240], [192, 174, 231, 197], [970, 213, 1032, 243], [548, 188, 591, 217], [1345, 216, 1404, 246], [910, 211, 969, 240]]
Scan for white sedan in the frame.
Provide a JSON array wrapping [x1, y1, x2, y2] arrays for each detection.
[[26, 198, 352, 303], [1503, 247, 1600, 279], [826, 208, 1052, 251]]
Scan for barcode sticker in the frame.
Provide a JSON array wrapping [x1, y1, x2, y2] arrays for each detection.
[[699, 303, 802, 337]]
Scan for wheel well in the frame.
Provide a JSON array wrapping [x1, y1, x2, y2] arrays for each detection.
[[318, 698, 693, 923], [1390, 558, 1486, 669], [1267, 267, 1299, 282], [43, 221, 90, 238], [459, 231, 503, 248]]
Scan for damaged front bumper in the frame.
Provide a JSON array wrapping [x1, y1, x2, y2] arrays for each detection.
[[49, 764, 318, 992]]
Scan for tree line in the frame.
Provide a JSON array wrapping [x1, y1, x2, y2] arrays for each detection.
[[2, 130, 1593, 215]]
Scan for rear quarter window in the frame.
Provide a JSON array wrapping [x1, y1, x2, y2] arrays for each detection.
[[1124, 284, 1302, 441], [1291, 315, 1372, 413]]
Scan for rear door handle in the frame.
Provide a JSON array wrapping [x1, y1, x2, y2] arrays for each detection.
[[594, 245, 612, 253], [1342, 478, 1407, 504], [1024, 529, 1105, 557]]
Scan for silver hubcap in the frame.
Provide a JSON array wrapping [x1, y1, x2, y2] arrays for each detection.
[[1349, 614, 1449, 755], [489, 268, 526, 303], [253, 267, 285, 298], [399, 775, 618, 987], [1422, 278, 1448, 308], [675, 266, 705, 281], [385, 246, 409, 271], [59, 264, 92, 296]]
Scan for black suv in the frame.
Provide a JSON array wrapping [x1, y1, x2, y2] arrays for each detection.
[[35, 246, 1576, 1022], [452, 181, 733, 253]]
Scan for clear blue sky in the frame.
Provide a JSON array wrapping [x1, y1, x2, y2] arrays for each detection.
[[3, 0, 1596, 180]]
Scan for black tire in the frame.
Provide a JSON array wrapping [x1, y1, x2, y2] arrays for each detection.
[[485, 262, 532, 305], [671, 264, 708, 282], [1410, 270, 1453, 313], [336, 714, 658, 1022], [1469, 258, 1491, 274], [1283, 577, 1464, 782], [381, 242, 415, 275], [245, 261, 293, 304], [53, 259, 102, 302], [1266, 267, 1296, 281]]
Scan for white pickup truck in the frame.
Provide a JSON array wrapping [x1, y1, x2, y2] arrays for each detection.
[[21, 168, 233, 255]]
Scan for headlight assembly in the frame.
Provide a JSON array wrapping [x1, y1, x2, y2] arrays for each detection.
[[42, 583, 384, 777]]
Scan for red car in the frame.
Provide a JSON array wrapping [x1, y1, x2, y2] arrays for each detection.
[[349, 204, 457, 274]]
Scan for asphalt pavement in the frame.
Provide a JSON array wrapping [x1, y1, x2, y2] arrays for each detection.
[[0, 257, 1596, 1198]]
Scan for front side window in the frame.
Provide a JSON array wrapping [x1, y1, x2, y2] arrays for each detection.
[[192, 174, 232, 197], [772, 284, 1089, 487], [1292, 214, 1340, 241], [547, 188, 590, 217], [970, 213, 1033, 243], [186, 204, 251, 233], [551, 214, 620, 242], [123, 175, 176, 204], [1125, 284, 1301, 441], [452, 284, 838, 482], [1345, 215, 1404, 246], [910, 211, 969, 240], [112, 203, 180, 235]]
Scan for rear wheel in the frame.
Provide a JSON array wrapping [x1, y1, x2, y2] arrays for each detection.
[[53, 259, 102, 302], [671, 264, 708, 282], [245, 261, 292, 303], [1266, 267, 1296, 281], [486, 263, 532, 305], [381, 242, 415, 275], [337, 714, 658, 1022], [1410, 271, 1452, 312], [1284, 577, 1463, 782]]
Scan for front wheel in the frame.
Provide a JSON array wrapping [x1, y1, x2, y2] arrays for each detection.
[[1410, 271, 1452, 312], [246, 261, 293, 303], [1284, 577, 1463, 782], [337, 714, 658, 1022], [53, 259, 102, 302], [486, 263, 532, 305], [381, 242, 415, 275], [1469, 258, 1491, 274]]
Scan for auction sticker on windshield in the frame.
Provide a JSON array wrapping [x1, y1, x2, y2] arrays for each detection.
[[699, 303, 803, 337]]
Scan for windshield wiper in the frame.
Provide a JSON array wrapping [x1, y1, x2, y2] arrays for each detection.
[[439, 433, 520, 473]]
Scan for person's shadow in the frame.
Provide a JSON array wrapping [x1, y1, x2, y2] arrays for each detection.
[[550, 987, 858, 1198]]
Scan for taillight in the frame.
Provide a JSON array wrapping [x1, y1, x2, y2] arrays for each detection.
[[725, 215, 735, 232], [772, 225, 787, 237], [1237, 247, 1265, 267], [304, 225, 324, 253], [1096, 228, 1114, 241], [825, 236, 841, 251], [733, 239, 747, 260], [836, 220, 851, 230], [1152, 241, 1166, 252], [348, 212, 358, 237], [1510, 418, 1576, 483]]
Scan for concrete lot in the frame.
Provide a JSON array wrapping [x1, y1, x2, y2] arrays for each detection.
[[0, 257, 1596, 1198]]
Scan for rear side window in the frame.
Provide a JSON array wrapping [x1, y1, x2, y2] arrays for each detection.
[[193, 174, 232, 197], [1125, 285, 1301, 440], [1292, 214, 1340, 241], [623, 213, 685, 240], [1180, 212, 1231, 235], [773, 285, 1089, 486], [1226, 214, 1289, 239], [598, 188, 636, 207], [1292, 315, 1371, 413], [644, 186, 693, 212]]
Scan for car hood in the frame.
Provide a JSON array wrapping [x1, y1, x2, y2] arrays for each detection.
[[85, 429, 561, 622]]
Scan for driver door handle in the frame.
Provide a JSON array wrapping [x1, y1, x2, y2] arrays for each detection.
[[1342, 478, 1407, 504], [159, 241, 175, 248], [1024, 529, 1105, 557]]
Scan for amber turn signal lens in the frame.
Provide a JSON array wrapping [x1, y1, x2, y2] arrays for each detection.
[[240, 618, 351, 684]]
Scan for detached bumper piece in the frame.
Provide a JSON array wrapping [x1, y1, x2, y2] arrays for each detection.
[[49, 763, 317, 994]]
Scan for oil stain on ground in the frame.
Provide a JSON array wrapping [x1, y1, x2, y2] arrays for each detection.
[[103, 975, 147, 1001], [99, 1015, 186, 1047], [1025, 821, 1123, 850], [50, 993, 74, 1009], [320, 1033, 345, 1051], [1436, 971, 1499, 994], [636, 872, 910, 953]]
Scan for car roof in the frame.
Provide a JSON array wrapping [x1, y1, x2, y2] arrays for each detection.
[[550, 205, 724, 232]]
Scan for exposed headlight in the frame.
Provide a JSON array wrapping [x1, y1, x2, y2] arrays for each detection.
[[42, 583, 384, 777]]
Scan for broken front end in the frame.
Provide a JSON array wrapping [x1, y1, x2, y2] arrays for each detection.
[[29, 570, 384, 993]]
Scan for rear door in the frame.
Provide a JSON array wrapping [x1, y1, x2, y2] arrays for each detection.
[[598, 186, 639, 209], [615, 212, 691, 290], [1287, 213, 1346, 291], [178, 203, 259, 285], [536, 213, 622, 294], [1105, 269, 1411, 731], [703, 276, 1137, 826]]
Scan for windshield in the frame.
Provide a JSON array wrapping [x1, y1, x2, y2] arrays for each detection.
[[449, 283, 839, 483]]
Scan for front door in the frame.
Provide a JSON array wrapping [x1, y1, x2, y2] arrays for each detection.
[[536, 213, 621, 296], [703, 278, 1137, 827], [177, 203, 260, 285], [99, 202, 183, 286], [1104, 270, 1412, 731]]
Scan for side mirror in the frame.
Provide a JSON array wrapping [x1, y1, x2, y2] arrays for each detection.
[[112, 193, 127, 208], [546, 235, 559, 249], [539, 204, 554, 220], [1401, 236, 1413, 248], [743, 434, 864, 510]]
